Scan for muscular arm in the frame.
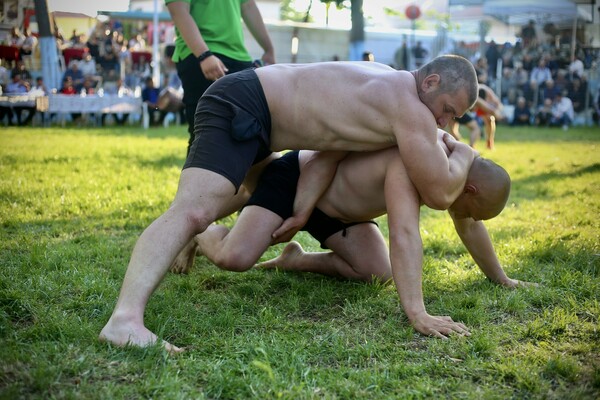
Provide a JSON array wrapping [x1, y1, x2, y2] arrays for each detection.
[[385, 156, 470, 338], [241, 0, 275, 65], [451, 216, 535, 288], [272, 151, 347, 243], [395, 115, 475, 210]]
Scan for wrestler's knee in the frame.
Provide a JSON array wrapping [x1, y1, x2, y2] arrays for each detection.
[[354, 263, 391, 283], [213, 249, 254, 272], [184, 207, 217, 235]]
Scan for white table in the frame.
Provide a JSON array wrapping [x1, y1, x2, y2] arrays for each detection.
[[43, 94, 146, 127], [47, 94, 143, 114]]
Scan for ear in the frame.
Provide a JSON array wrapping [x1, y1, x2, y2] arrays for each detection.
[[463, 183, 478, 194], [422, 74, 441, 92]]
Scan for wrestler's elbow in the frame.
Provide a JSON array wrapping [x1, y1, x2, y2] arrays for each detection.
[[419, 188, 454, 210]]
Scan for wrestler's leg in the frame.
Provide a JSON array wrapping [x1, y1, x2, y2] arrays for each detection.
[[99, 167, 237, 351], [466, 120, 481, 148], [195, 205, 284, 272], [170, 153, 281, 274], [484, 115, 496, 149], [447, 119, 462, 141], [258, 223, 391, 283]]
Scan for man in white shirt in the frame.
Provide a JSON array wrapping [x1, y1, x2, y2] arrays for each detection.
[[551, 92, 575, 130], [530, 59, 552, 88]]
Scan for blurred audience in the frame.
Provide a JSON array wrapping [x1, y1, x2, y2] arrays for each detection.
[[512, 96, 532, 126]]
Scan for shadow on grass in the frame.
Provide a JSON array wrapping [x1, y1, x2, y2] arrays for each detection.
[[498, 126, 600, 143], [509, 162, 600, 201], [24, 125, 189, 140]]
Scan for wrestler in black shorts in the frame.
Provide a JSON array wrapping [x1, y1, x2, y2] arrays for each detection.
[[183, 69, 273, 191], [246, 151, 377, 249]]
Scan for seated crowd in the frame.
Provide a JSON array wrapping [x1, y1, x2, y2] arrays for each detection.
[[1, 21, 183, 127], [452, 20, 600, 129]]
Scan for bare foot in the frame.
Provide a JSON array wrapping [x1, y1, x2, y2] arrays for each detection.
[[99, 314, 183, 353], [170, 238, 199, 274], [256, 241, 305, 270]]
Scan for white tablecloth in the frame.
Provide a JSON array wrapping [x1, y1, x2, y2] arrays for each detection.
[[46, 94, 143, 114], [0, 94, 38, 108]]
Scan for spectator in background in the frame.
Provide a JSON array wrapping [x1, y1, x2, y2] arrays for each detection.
[[69, 29, 81, 46], [551, 91, 574, 130], [59, 77, 81, 123], [128, 33, 146, 51], [78, 51, 100, 83], [8, 26, 24, 47], [11, 60, 32, 84], [101, 78, 132, 126], [166, 0, 275, 155], [141, 76, 166, 127], [553, 70, 569, 93], [20, 28, 37, 70], [500, 67, 518, 105], [31, 76, 48, 95], [132, 55, 151, 87], [520, 20, 537, 48], [535, 98, 553, 127], [99, 42, 120, 81], [521, 52, 535, 73], [59, 77, 76, 95], [81, 76, 96, 95], [474, 57, 488, 84], [511, 96, 531, 126], [485, 40, 500, 81], [7, 73, 29, 94], [542, 79, 561, 104], [568, 77, 589, 117], [5, 73, 36, 126], [412, 41, 428, 68], [530, 59, 552, 90], [568, 55, 584, 80], [362, 51, 375, 62], [62, 61, 84, 92], [0, 60, 10, 90], [522, 80, 538, 108], [86, 33, 101, 60], [394, 36, 409, 70]]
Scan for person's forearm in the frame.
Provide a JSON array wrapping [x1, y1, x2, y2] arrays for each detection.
[[390, 232, 426, 321], [454, 219, 511, 285], [293, 151, 347, 221], [400, 130, 474, 211], [443, 145, 473, 205], [242, 2, 274, 57]]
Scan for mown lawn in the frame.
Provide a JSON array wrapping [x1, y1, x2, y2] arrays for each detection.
[[0, 125, 598, 399]]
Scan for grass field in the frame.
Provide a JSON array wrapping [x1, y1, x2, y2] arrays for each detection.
[[0, 125, 599, 399]]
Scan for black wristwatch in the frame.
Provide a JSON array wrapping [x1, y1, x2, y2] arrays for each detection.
[[197, 50, 213, 63]]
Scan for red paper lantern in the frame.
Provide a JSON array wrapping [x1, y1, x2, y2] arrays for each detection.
[[405, 5, 421, 20]]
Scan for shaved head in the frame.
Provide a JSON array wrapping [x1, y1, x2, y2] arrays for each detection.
[[467, 158, 511, 220]]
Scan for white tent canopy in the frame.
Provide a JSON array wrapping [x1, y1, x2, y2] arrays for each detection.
[[482, 0, 593, 26]]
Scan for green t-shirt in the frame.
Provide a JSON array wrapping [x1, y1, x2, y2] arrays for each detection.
[[165, 0, 252, 62]]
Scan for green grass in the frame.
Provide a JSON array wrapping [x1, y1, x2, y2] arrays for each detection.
[[1, 124, 599, 399]]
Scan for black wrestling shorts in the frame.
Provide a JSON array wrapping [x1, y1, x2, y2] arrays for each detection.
[[183, 69, 273, 191], [246, 151, 377, 248]]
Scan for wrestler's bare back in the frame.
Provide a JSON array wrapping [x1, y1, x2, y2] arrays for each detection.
[[255, 62, 425, 152]]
